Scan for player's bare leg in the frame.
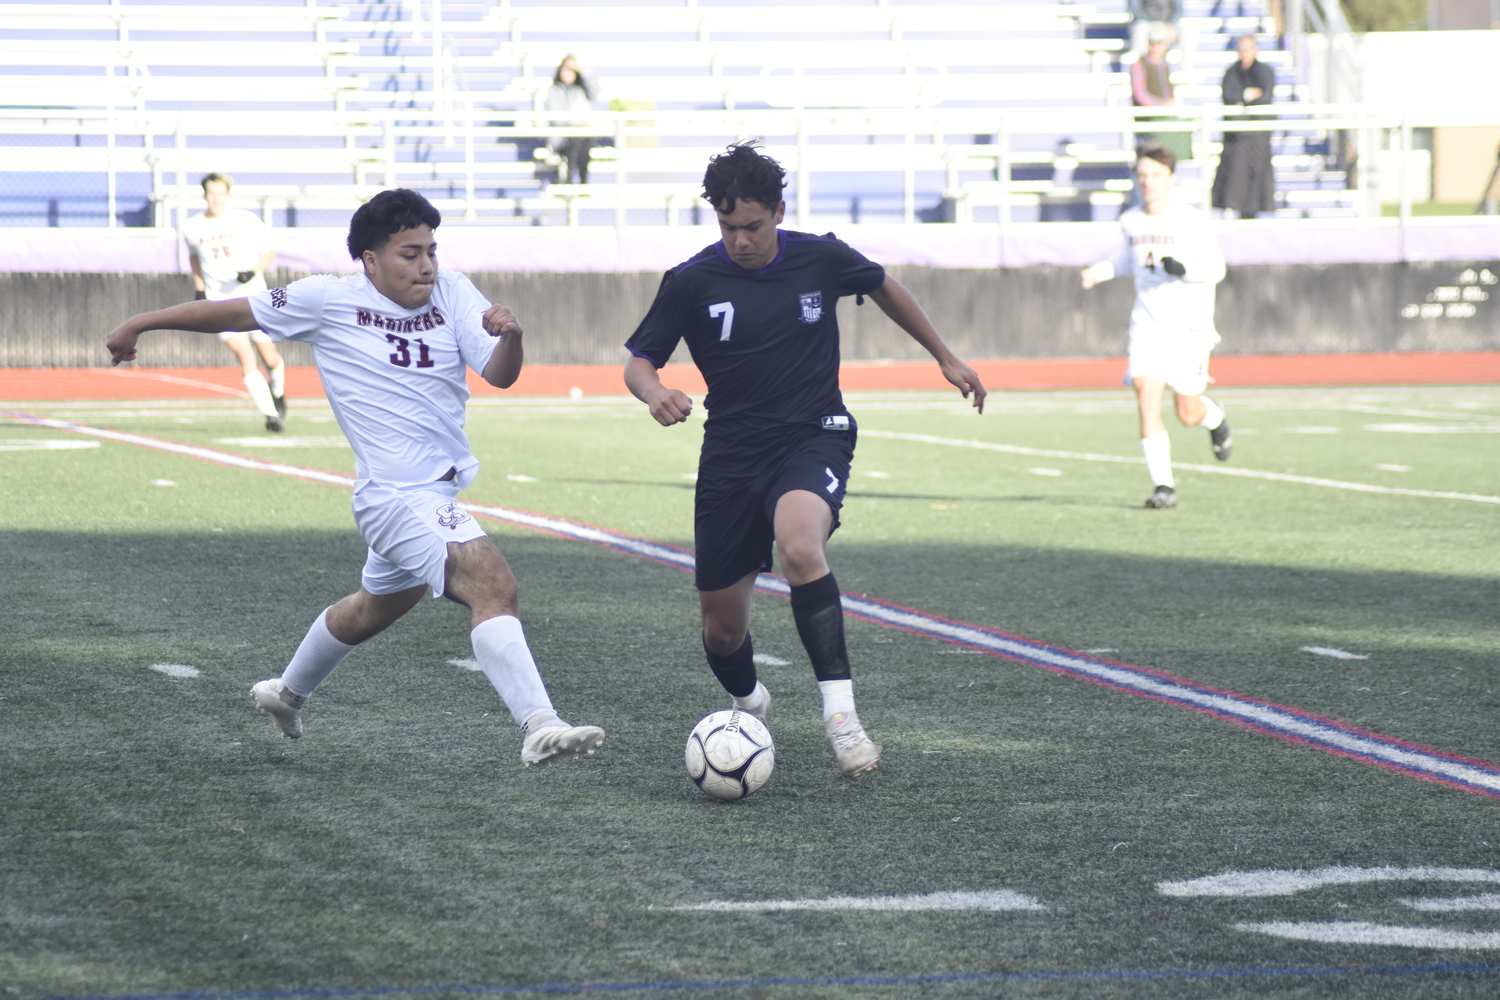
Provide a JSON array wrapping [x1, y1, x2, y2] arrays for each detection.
[[223, 331, 282, 432], [773, 489, 880, 779], [1175, 389, 1233, 462], [1133, 376, 1177, 508], [698, 572, 769, 721], [253, 338, 288, 418], [252, 584, 424, 738], [444, 537, 603, 768]]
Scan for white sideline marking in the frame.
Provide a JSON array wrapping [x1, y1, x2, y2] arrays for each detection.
[[448, 658, 482, 672], [1236, 921, 1500, 950], [861, 429, 1500, 505], [151, 480, 177, 487], [214, 436, 349, 448], [1028, 467, 1063, 477], [663, 890, 1045, 913], [1366, 423, 1500, 434], [752, 654, 789, 666], [0, 438, 99, 451], [506, 475, 538, 483], [104, 368, 249, 398], [1402, 893, 1500, 912], [1158, 866, 1500, 898], [1285, 426, 1339, 434], [1377, 464, 1412, 471], [150, 663, 200, 678], [1301, 646, 1369, 660]]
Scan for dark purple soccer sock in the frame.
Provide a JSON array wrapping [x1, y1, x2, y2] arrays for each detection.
[[790, 573, 851, 681], [703, 632, 757, 697]]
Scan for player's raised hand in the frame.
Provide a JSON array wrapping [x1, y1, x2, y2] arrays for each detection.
[[646, 386, 694, 426], [105, 323, 141, 366], [481, 304, 522, 338], [941, 358, 987, 414]]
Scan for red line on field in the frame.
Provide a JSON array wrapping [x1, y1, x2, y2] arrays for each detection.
[[3, 351, 1498, 402]]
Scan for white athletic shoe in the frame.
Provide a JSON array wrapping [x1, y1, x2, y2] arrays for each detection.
[[521, 723, 605, 769], [732, 682, 771, 724], [826, 711, 881, 779], [251, 679, 304, 739]]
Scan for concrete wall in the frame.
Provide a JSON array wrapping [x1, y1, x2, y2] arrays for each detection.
[[2, 262, 1496, 369]]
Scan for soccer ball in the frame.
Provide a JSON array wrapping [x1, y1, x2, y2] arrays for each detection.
[[685, 709, 775, 800]]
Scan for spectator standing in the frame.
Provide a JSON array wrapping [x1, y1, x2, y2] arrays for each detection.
[[1129, 0, 1185, 62], [1131, 29, 1192, 163], [1212, 36, 1277, 219], [545, 56, 598, 185], [183, 172, 287, 432]]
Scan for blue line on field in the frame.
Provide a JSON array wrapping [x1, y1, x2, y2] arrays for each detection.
[[13, 411, 1500, 799], [37, 960, 1500, 1000]]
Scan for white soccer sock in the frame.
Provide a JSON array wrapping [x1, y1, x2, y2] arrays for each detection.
[[243, 371, 278, 418], [266, 363, 286, 398], [472, 615, 558, 729], [1141, 431, 1174, 488], [1199, 397, 1225, 431], [280, 608, 357, 697], [818, 678, 856, 722], [732, 682, 768, 714]]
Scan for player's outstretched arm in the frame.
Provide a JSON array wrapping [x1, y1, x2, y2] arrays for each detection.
[[867, 277, 986, 414], [105, 298, 258, 366], [480, 304, 524, 388], [624, 354, 693, 426]]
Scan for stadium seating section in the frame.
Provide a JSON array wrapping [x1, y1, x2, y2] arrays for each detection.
[[0, 0, 1355, 229]]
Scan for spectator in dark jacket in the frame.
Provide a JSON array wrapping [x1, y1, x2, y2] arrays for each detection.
[[1212, 36, 1277, 218]]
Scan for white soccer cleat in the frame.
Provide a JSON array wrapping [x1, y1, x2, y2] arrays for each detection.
[[732, 682, 772, 724], [826, 711, 881, 779], [251, 678, 304, 739], [521, 723, 606, 769]]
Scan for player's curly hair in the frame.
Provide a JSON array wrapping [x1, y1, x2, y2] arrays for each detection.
[[1136, 142, 1178, 174], [702, 141, 787, 213], [347, 188, 443, 260]]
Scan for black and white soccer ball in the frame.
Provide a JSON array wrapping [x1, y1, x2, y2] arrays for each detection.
[[685, 709, 775, 800]]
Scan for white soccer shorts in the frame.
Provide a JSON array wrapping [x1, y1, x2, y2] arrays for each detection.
[[1125, 335, 1215, 398], [217, 328, 273, 344], [350, 481, 488, 599]]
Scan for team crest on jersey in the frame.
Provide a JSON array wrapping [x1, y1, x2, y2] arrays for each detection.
[[435, 503, 470, 531], [798, 291, 823, 324]]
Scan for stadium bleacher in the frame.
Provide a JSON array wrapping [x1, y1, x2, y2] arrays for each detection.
[[0, 0, 1365, 229]]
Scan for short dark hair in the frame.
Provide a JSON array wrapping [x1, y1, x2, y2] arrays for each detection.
[[1135, 142, 1177, 174], [702, 141, 786, 213], [200, 172, 232, 192], [347, 188, 442, 260]]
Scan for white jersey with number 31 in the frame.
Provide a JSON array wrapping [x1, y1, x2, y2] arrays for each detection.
[[1100, 200, 1226, 347], [248, 270, 498, 490]]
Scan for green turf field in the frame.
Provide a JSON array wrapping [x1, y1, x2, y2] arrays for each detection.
[[3, 385, 1499, 1000]]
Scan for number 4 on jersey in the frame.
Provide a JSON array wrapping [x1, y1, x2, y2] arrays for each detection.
[[709, 302, 734, 342]]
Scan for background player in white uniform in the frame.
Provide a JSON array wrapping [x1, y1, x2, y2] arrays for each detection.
[[107, 188, 604, 770], [1081, 143, 1232, 509], [182, 172, 287, 432]]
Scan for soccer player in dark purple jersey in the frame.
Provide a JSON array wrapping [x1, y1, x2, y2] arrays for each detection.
[[624, 142, 986, 779]]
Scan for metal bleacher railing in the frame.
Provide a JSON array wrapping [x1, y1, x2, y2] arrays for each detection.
[[1, 0, 1496, 238]]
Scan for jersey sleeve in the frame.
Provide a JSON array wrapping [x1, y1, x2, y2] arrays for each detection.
[[444, 272, 501, 374], [248, 276, 327, 343], [828, 237, 886, 297], [249, 213, 275, 257], [624, 270, 690, 368], [181, 218, 201, 258]]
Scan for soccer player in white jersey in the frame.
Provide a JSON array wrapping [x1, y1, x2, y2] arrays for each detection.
[[1081, 143, 1232, 509], [106, 188, 605, 769], [182, 172, 288, 432]]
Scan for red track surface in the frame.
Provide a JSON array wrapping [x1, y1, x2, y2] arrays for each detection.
[[3, 352, 1498, 402]]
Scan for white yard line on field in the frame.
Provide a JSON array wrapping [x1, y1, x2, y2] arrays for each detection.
[[860, 430, 1500, 505]]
